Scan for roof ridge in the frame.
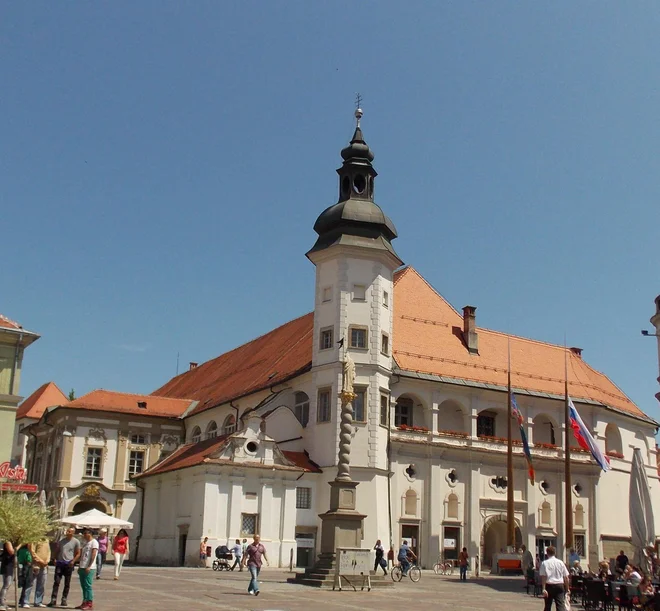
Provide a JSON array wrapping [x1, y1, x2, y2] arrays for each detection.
[[477, 325, 577, 351], [78, 389, 194, 402], [402, 266, 462, 317]]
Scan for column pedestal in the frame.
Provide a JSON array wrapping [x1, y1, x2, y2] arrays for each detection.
[[318, 480, 365, 554]]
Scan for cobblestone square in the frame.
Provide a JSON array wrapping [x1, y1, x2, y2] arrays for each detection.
[[37, 567, 548, 611]]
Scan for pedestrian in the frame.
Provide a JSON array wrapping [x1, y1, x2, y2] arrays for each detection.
[[230, 539, 243, 571], [47, 527, 81, 608], [76, 529, 99, 610], [540, 545, 570, 611], [17, 543, 33, 609], [616, 550, 629, 577], [568, 548, 580, 566], [0, 540, 15, 611], [198, 537, 208, 569], [242, 535, 268, 596], [459, 547, 469, 581], [111, 529, 129, 580], [521, 545, 534, 586], [23, 536, 51, 608], [241, 539, 248, 557], [95, 530, 108, 579], [373, 540, 387, 576]]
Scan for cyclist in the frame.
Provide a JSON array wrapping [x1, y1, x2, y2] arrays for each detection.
[[398, 540, 416, 576]]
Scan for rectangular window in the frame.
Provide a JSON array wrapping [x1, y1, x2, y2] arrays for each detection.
[[477, 413, 496, 437], [349, 327, 367, 349], [383, 290, 389, 308], [381, 334, 389, 355], [394, 397, 413, 427], [322, 286, 332, 302], [574, 534, 586, 557], [241, 513, 259, 536], [130, 434, 146, 444], [128, 450, 145, 478], [320, 327, 333, 351], [85, 448, 102, 478], [353, 389, 366, 422], [296, 487, 312, 509], [380, 394, 389, 426], [352, 284, 366, 300], [317, 389, 331, 422]]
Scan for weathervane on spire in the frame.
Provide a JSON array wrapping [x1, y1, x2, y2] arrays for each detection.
[[355, 93, 363, 127]]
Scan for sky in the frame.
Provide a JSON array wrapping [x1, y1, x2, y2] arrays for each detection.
[[2, 2, 660, 426]]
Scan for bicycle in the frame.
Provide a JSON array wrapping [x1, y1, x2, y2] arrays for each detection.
[[432, 560, 454, 576], [391, 561, 422, 582]]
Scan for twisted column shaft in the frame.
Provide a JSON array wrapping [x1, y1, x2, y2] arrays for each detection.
[[336, 391, 355, 482]]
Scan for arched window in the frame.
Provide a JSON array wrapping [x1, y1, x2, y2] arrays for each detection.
[[540, 501, 552, 526], [533, 415, 556, 446], [190, 426, 202, 443], [575, 503, 584, 528], [605, 423, 623, 455], [294, 392, 310, 427], [447, 493, 459, 519], [477, 411, 496, 437], [395, 397, 413, 427], [404, 489, 417, 515], [223, 415, 237, 435], [206, 421, 218, 439]]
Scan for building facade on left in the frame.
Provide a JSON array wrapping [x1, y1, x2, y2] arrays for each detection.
[[0, 313, 39, 464]]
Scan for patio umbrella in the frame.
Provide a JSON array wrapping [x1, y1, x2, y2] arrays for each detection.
[[59, 487, 68, 519], [58, 508, 133, 529], [38, 489, 47, 510], [629, 448, 655, 574]]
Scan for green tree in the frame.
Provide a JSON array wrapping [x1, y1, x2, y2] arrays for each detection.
[[0, 493, 54, 611], [68, 389, 76, 401]]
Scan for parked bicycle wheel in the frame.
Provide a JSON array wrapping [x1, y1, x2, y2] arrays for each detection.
[[409, 565, 422, 582], [391, 566, 403, 582], [443, 563, 453, 576], [432, 563, 442, 575]]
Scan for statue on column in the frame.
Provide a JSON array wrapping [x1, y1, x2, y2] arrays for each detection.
[[342, 352, 355, 396]]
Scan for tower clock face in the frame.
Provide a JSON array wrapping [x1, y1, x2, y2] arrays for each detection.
[[353, 174, 366, 195]]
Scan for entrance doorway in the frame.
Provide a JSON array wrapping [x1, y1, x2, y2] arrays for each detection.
[[401, 524, 420, 563], [178, 532, 188, 566], [295, 532, 315, 568], [71, 501, 107, 515], [536, 537, 556, 562], [482, 516, 522, 567], [443, 526, 461, 562]]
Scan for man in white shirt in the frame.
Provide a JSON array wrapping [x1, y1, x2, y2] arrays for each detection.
[[76, 529, 99, 610], [540, 546, 570, 611]]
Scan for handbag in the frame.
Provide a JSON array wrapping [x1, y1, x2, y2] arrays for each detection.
[[379, 556, 387, 568]]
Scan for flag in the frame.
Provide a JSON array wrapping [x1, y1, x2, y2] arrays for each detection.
[[511, 393, 535, 484], [569, 398, 610, 472]]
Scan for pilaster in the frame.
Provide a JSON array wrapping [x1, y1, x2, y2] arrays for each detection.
[[113, 430, 129, 489], [227, 476, 245, 540], [58, 431, 76, 488], [259, 477, 275, 539]]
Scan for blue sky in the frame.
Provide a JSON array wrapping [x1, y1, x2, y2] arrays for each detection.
[[3, 2, 660, 425]]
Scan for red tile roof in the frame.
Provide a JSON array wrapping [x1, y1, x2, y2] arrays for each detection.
[[16, 382, 68, 420], [151, 266, 650, 423], [65, 390, 195, 418], [0, 314, 22, 330], [392, 267, 648, 420], [138, 436, 321, 478], [152, 313, 313, 416]]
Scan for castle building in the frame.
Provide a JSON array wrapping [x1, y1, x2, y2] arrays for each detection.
[[20, 112, 660, 570]]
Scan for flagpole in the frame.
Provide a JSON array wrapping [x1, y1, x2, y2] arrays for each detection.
[[507, 339, 515, 549], [564, 339, 573, 560]]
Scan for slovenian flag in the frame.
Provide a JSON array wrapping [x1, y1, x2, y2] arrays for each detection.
[[511, 394, 535, 484], [569, 398, 610, 472]]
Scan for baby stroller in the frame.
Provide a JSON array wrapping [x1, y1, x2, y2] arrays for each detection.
[[213, 545, 234, 571]]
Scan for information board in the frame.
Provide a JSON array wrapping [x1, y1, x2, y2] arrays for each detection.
[[337, 548, 371, 575]]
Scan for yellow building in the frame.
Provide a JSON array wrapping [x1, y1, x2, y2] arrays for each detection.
[[0, 314, 39, 464]]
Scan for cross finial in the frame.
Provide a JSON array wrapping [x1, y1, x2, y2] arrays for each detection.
[[354, 93, 363, 127]]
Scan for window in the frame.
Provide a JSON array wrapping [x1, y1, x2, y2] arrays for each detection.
[[130, 434, 146, 444], [404, 489, 417, 515], [223, 415, 237, 435], [128, 450, 145, 477], [296, 487, 312, 509], [380, 394, 389, 426], [447, 493, 459, 519], [383, 290, 389, 308], [317, 389, 331, 423], [206, 421, 218, 439], [477, 412, 496, 437], [395, 397, 413, 427], [540, 501, 552, 526], [191, 426, 202, 443], [85, 448, 102, 478], [574, 533, 586, 557], [353, 388, 366, 422], [352, 284, 366, 300], [322, 286, 332, 302], [349, 327, 367, 349], [491, 476, 508, 490], [575, 503, 585, 528], [294, 392, 310, 427], [320, 327, 333, 351], [381, 334, 389, 355], [241, 513, 258, 536]]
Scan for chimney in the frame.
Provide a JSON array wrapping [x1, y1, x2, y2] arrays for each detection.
[[189, 362, 198, 370], [570, 347, 583, 359], [462, 305, 478, 354]]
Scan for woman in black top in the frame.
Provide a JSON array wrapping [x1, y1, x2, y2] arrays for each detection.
[[0, 540, 16, 610]]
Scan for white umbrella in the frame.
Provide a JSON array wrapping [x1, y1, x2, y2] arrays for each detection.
[[38, 489, 47, 510], [59, 487, 68, 519], [629, 448, 656, 574], [58, 508, 133, 529]]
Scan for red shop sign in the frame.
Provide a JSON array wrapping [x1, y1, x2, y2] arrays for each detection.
[[0, 462, 28, 482], [0, 483, 38, 493]]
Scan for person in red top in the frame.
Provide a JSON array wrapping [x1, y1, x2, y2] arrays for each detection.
[[111, 530, 130, 581]]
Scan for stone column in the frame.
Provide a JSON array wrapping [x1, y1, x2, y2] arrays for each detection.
[[468, 462, 482, 573]]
